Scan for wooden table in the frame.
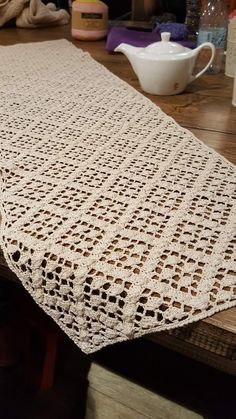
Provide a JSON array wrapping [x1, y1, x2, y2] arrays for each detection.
[[0, 24, 236, 375]]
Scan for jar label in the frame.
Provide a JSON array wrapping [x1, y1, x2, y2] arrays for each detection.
[[198, 28, 227, 48], [72, 11, 107, 31], [81, 13, 103, 19]]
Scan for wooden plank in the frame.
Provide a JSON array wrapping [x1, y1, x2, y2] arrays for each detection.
[[87, 363, 202, 419], [189, 128, 236, 164], [162, 321, 236, 358], [86, 388, 148, 419], [151, 86, 235, 135], [203, 308, 236, 334], [149, 332, 236, 376]]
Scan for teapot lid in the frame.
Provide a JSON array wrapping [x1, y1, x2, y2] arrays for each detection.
[[144, 32, 189, 57]]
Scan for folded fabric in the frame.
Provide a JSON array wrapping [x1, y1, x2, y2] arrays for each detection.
[[0, 0, 70, 28], [106, 26, 196, 53], [16, 0, 69, 28], [0, 0, 28, 26]]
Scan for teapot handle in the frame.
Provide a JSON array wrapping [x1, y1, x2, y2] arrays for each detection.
[[189, 42, 216, 82]]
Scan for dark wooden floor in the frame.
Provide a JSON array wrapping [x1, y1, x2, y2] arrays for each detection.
[[95, 340, 236, 419], [0, 282, 235, 419]]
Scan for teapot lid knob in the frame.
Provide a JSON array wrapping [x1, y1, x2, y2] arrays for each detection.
[[161, 32, 171, 42]]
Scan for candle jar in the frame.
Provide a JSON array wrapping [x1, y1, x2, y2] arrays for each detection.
[[71, 0, 108, 41]]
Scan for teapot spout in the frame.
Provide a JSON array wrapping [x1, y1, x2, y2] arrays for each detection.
[[115, 43, 141, 76]]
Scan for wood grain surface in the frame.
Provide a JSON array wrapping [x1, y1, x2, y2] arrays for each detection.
[[0, 24, 235, 373], [86, 362, 202, 419]]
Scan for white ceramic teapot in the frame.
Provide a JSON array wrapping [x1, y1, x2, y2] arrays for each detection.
[[115, 32, 215, 95]]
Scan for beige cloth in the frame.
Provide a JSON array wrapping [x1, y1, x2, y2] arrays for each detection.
[[0, 0, 69, 28], [0, 40, 235, 354]]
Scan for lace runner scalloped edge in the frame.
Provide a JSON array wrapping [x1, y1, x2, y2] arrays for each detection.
[[0, 39, 236, 354]]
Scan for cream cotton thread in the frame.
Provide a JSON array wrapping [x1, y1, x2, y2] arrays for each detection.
[[0, 40, 236, 354]]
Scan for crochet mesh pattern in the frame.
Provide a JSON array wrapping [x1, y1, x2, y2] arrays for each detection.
[[0, 40, 235, 353]]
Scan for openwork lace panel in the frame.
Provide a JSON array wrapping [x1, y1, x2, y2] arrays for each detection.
[[0, 40, 235, 353]]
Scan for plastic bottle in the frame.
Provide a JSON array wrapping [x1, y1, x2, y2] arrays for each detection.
[[71, 0, 108, 41], [197, 0, 228, 74], [185, 0, 201, 42]]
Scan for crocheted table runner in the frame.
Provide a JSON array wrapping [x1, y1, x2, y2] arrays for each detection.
[[0, 40, 235, 354]]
